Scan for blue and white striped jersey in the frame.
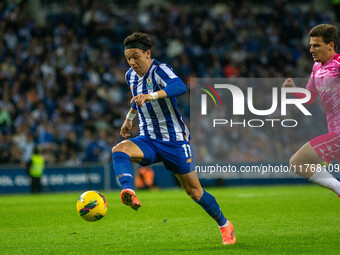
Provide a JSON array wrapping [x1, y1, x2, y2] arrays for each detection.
[[125, 59, 190, 142]]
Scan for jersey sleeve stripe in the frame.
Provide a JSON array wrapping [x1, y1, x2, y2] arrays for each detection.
[[155, 64, 178, 86]]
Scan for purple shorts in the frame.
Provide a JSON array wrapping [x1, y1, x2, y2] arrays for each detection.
[[309, 132, 340, 163]]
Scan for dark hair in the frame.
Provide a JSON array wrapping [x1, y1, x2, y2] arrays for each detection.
[[308, 24, 338, 50], [123, 32, 152, 49]]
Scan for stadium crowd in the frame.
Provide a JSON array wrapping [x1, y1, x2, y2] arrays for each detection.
[[0, 0, 335, 165]]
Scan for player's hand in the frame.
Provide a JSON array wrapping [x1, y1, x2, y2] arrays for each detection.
[[130, 94, 153, 107], [282, 78, 296, 88], [120, 119, 133, 138]]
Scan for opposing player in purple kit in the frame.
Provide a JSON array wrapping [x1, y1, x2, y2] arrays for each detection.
[[283, 24, 340, 197], [111, 32, 236, 245]]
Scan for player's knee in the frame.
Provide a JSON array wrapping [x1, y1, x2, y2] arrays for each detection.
[[111, 145, 118, 154], [289, 154, 301, 172], [289, 156, 295, 168], [112, 143, 128, 154], [289, 155, 295, 167], [290, 151, 303, 165]]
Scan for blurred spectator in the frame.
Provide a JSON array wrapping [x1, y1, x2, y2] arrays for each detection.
[[26, 147, 45, 193], [135, 166, 155, 189]]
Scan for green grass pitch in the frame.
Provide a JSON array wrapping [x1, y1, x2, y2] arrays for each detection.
[[0, 185, 339, 254]]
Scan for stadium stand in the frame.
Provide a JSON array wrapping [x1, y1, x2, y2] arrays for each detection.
[[0, 0, 336, 164]]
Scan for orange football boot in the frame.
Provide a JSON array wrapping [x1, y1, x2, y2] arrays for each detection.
[[220, 221, 236, 245], [120, 189, 142, 211]]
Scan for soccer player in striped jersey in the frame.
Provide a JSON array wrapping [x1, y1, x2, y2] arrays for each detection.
[[111, 32, 236, 245], [283, 24, 340, 197]]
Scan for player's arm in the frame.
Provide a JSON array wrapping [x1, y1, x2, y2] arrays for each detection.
[[130, 90, 166, 107], [120, 107, 137, 138], [282, 77, 318, 105], [290, 90, 318, 105], [130, 78, 187, 107]]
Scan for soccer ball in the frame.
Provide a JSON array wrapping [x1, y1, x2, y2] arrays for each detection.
[[76, 190, 108, 222]]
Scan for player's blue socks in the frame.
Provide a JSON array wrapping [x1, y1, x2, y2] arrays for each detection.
[[112, 152, 134, 190], [197, 189, 227, 227]]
